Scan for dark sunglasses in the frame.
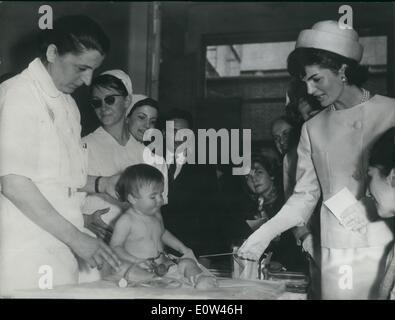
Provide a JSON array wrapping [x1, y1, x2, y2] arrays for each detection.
[[91, 94, 124, 109]]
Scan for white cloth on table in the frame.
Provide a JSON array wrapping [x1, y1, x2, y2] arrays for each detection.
[[0, 58, 87, 296]]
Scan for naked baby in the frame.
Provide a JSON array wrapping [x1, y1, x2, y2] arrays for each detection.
[[103, 164, 217, 289]]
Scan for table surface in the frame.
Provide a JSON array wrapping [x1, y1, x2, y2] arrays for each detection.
[[13, 277, 306, 300]]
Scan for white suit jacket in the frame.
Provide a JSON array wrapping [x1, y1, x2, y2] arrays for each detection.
[[284, 94, 395, 248]]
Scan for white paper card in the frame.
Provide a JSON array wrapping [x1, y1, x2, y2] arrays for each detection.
[[324, 187, 357, 222]]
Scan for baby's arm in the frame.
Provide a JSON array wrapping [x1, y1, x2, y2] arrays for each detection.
[[162, 229, 194, 257], [156, 211, 196, 259], [110, 215, 144, 265], [162, 229, 198, 261]]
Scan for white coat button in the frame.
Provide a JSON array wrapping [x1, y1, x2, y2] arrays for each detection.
[[353, 121, 362, 129]]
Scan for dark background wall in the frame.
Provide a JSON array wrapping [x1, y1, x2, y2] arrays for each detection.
[[0, 1, 155, 136], [0, 2, 393, 140], [160, 2, 395, 141], [0, 2, 130, 75]]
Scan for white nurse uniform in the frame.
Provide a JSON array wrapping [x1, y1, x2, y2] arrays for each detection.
[[0, 58, 87, 296]]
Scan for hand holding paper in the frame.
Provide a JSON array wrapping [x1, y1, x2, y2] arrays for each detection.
[[340, 201, 369, 233], [324, 188, 368, 234]]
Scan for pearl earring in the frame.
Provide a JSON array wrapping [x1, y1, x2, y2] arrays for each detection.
[[341, 75, 347, 82]]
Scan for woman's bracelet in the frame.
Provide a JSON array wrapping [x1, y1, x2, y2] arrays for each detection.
[[95, 176, 102, 193]]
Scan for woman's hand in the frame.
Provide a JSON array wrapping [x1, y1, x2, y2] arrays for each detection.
[[83, 207, 113, 241], [237, 226, 272, 261], [70, 232, 121, 271], [340, 201, 369, 233], [101, 174, 121, 199]]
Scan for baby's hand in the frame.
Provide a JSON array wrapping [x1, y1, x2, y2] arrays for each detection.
[[137, 259, 155, 273], [181, 247, 197, 262]]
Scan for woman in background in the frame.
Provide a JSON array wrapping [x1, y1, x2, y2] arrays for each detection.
[[365, 128, 395, 299], [226, 154, 306, 271], [271, 116, 296, 159]]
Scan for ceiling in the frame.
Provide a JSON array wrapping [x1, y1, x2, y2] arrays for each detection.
[[161, 2, 394, 30]]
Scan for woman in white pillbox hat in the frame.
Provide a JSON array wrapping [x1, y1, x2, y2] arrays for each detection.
[[80, 71, 167, 282], [239, 20, 395, 299]]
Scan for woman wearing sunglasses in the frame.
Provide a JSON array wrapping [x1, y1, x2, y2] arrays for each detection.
[[81, 71, 167, 259]]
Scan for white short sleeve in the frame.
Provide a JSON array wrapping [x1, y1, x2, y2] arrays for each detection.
[[0, 84, 41, 180]]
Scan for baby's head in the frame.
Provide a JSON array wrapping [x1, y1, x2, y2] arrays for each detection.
[[116, 164, 164, 215]]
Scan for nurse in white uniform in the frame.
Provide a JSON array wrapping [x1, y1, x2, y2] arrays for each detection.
[[0, 15, 121, 296]]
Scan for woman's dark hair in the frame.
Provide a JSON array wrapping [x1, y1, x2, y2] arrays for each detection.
[[287, 47, 369, 87], [286, 78, 321, 125], [38, 15, 110, 61], [252, 141, 282, 165], [127, 98, 159, 118], [369, 127, 395, 177], [90, 74, 128, 97], [116, 164, 164, 202], [271, 115, 295, 132], [165, 108, 194, 129], [250, 153, 281, 180]]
